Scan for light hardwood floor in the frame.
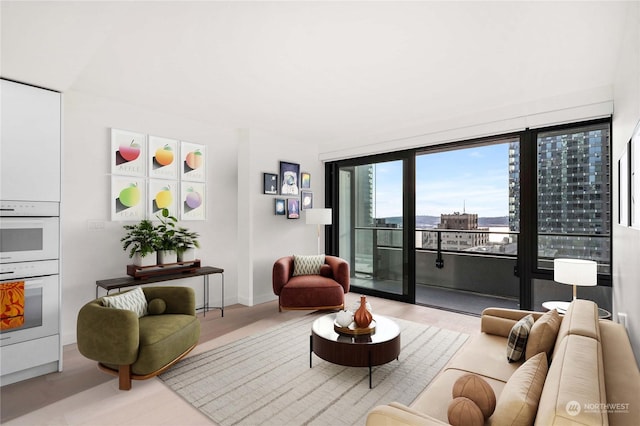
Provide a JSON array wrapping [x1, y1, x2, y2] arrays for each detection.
[[1, 293, 480, 425]]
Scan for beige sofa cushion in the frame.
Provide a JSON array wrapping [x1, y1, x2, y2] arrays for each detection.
[[525, 309, 561, 360], [553, 300, 600, 360], [598, 320, 640, 426], [447, 333, 522, 383], [410, 368, 508, 422], [535, 335, 608, 426], [489, 352, 548, 426], [481, 308, 544, 338]]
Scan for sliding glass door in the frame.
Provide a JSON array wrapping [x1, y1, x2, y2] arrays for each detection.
[[334, 156, 411, 301], [326, 118, 612, 314], [414, 138, 520, 313]]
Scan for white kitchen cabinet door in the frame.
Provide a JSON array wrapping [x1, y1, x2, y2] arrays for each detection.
[[1, 79, 61, 202]]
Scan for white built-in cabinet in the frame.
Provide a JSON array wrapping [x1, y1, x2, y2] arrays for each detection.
[[1, 79, 61, 202], [0, 79, 62, 385]]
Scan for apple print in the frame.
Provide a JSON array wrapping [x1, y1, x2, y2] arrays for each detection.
[[119, 183, 140, 207], [119, 139, 141, 162], [185, 149, 203, 170], [155, 186, 172, 209], [185, 188, 202, 209], [155, 144, 174, 166]]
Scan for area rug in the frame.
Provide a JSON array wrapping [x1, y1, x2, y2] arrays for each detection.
[[159, 314, 468, 426]]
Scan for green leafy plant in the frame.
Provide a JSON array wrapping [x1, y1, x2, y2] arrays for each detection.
[[121, 219, 160, 258], [174, 226, 200, 255], [156, 208, 179, 251]]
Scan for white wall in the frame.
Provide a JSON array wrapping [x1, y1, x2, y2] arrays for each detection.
[[61, 90, 325, 345], [237, 129, 326, 306], [61, 90, 241, 345], [612, 2, 640, 365]]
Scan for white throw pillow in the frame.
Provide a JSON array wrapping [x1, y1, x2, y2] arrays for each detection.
[[292, 254, 325, 276], [103, 286, 148, 317]]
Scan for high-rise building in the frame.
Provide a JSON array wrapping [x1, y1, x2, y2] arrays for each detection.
[[508, 123, 610, 262]]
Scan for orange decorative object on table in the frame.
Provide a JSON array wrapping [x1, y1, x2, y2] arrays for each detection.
[[354, 295, 373, 328], [1, 281, 25, 330]]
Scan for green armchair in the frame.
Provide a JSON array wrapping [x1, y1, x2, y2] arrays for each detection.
[[77, 286, 200, 390]]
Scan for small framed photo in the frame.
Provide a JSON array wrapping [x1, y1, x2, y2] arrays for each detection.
[[287, 198, 300, 219], [279, 161, 300, 196], [275, 198, 286, 215], [301, 190, 313, 210], [111, 128, 146, 177], [301, 172, 311, 189], [263, 173, 278, 195]]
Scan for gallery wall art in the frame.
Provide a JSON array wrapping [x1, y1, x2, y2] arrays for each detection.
[[110, 128, 206, 221], [280, 161, 300, 196], [262, 161, 317, 219]]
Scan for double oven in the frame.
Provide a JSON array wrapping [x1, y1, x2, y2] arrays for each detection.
[[0, 200, 61, 380]]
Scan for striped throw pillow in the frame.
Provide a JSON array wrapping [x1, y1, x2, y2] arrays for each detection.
[[506, 314, 534, 362], [103, 286, 148, 318], [292, 255, 325, 276]]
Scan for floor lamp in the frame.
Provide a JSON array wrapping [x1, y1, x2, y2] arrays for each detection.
[[553, 258, 597, 301], [305, 208, 332, 255]]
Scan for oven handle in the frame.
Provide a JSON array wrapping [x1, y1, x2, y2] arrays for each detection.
[[0, 278, 45, 286]]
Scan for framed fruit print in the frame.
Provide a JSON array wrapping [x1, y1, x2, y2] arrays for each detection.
[[148, 179, 178, 219], [111, 129, 146, 177], [180, 181, 206, 220], [181, 141, 206, 182], [148, 136, 178, 180], [111, 175, 146, 221]]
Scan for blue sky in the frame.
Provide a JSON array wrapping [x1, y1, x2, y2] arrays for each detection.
[[373, 143, 511, 218]]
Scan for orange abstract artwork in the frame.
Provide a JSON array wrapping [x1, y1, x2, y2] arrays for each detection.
[[1, 281, 25, 330]]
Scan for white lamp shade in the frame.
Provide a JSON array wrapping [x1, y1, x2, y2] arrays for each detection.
[[306, 208, 332, 225], [554, 258, 597, 287]]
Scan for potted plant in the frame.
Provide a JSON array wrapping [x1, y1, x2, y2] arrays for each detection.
[[156, 208, 179, 264], [121, 219, 160, 267], [175, 226, 200, 262]]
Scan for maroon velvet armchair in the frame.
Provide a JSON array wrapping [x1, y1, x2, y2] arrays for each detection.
[[272, 255, 350, 312]]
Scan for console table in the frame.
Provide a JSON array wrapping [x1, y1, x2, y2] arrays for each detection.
[[96, 266, 224, 317]]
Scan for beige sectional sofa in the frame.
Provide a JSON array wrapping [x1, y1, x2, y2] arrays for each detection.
[[367, 300, 640, 426]]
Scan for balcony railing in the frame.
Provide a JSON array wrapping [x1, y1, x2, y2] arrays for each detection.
[[350, 227, 610, 301]]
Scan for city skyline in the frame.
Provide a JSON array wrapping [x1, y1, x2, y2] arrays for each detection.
[[372, 142, 512, 219]]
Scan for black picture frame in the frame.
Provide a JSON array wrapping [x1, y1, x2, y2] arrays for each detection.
[[275, 198, 286, 215], [301, 190, 313, 210], [263, 173, 278, 195], [301, 172, 311, 189], [279, 161, 300, 196], [287, 198, 300, 219]]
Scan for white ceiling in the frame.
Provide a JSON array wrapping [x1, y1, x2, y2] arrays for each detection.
[[0, 1, 632, 147]]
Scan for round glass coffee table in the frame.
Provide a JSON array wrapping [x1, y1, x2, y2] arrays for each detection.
[[310, 313, 401, 388]]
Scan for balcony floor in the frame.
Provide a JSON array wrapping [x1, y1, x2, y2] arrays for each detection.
[[416, 284, 519, 316], [352, 276, 519, 316]]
